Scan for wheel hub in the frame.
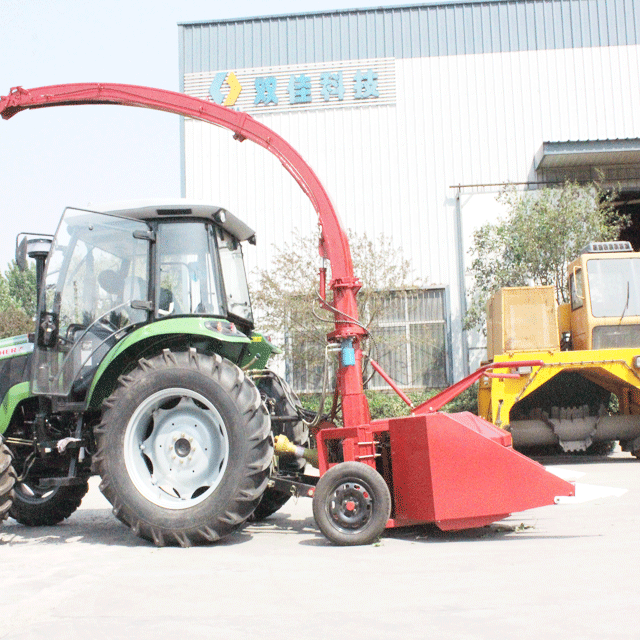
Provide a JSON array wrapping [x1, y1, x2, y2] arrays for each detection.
[[174, 437, 192, 458], [328, 481, 373, 530], [124, 388, 229, 510]]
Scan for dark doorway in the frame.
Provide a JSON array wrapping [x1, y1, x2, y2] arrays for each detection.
[[616, 191, 640, 250]]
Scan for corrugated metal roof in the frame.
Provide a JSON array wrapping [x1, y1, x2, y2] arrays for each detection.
[[535, 139, 640, 169], [180, 0, 640, 74], [178, 2, 510, 27]]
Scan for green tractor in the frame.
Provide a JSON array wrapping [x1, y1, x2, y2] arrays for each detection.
[[0, 201, 311, 545]]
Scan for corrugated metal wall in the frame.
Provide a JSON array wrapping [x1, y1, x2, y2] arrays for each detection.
[[180, 0, 640, 72], [179, 0, 640, 381]]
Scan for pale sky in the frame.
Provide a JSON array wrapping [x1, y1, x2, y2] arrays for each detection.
[[0, 0, 419, 269]]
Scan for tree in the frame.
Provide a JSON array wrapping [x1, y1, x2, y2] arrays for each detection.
[[6, 260, 37, 317], [0, 261, 36, 338], [465, 181, 626, 332], [251, 229, 418, 390]]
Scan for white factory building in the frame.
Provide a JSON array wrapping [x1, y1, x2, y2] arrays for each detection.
[[178, 0, 640, 390]]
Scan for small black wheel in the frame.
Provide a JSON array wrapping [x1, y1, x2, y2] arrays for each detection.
[[10, 481, 89, 526], [96, 348, 272, 546], [0, 440, 16, 522], [312, 462, 391, 546]]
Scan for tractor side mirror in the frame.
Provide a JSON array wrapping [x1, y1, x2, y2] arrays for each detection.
[[15, 236, 28, 271]]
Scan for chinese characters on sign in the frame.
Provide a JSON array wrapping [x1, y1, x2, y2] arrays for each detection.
[[320, 72, 345, 100], [254, 76, 278, 105], [353, 69, 379, 99], [287, 74, 312, 104], [212, 68, 380, 108]]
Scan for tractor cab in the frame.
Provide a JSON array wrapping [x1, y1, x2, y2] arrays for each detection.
[[29, 201, 256, 397], [567, 241, 640, 350]]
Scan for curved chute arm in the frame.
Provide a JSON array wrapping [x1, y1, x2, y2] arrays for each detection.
[[0, 83, 356, 286], [1, 82, 371, 425]]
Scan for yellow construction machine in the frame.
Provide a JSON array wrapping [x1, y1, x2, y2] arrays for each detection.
[[479, 240, 640, 457]]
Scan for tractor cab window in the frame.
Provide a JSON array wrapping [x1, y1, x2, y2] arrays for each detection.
[[587, 257, 640, 318], [33, 208, 151, 396], [156, 222, 224, 317], [217, 229, 253, 324]]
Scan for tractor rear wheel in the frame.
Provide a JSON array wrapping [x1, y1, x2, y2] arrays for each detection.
[[252, 488, 292, 521], [252, 371, 310, 521], [96, 349, 272, 546], [312, 461, 391, 546], [0, 439, 15, 522], [10, 481, 88, 526]]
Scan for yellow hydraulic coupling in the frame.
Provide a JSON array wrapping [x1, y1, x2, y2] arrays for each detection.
[[274, 434, 319, 468]]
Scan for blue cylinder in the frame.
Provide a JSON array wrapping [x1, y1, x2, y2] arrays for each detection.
[[341, 338, 356, 366]]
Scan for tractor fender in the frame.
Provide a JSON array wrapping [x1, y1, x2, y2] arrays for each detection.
[[86, 317, 252, 409], [0, 381, 31, 436]]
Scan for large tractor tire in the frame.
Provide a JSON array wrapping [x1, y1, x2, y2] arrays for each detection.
[[10, 481, 89, 526], [251, 487, 293, 521], [95, 349, 272, 547], [0, 439, 16, 522]]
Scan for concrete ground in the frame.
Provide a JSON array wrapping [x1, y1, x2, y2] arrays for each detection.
[[1, 452, 638, 640]]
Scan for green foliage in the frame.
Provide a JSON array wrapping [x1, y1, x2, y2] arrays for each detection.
[[5, 261, 37, 317], [465, 181, 626, 332], [299, 384, 479, 422], [0, 261, 37, 338], [0, 307, 34, 339], [251, 229, 417, 386]]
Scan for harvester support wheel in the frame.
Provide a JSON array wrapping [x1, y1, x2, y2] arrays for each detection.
[[312, 461, 391, 546], [0, 439, 15, 522], [10, 481, 89, 526], [96, 349, 272, 546]]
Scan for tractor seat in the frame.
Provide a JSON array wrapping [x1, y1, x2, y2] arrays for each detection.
[[98, 269, 124, 296]]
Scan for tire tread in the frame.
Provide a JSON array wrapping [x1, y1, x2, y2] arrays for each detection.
[[95, 349, 272, 547], [0, 441, 16, 522]]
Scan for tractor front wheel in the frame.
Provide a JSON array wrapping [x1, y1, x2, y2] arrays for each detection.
[[312, 461, 391, 546], [96, 349, 272, 546], [10, 481, 88, 526], [0, 439, 15, 522]]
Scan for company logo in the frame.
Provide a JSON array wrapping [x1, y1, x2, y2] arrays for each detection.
[[0, 342, 33, 360], [209, 71, 242, 106], [186, 58, 396, 114], [211, 69, 378, 108], [184, 58, 396, 114]]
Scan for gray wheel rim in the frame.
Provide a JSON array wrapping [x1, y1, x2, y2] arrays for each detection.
[[124, 387, 229, 510], [14, 482, 57, 504], [326, 478, 374, 533]]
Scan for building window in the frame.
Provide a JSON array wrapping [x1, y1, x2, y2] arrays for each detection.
[[287, 287, 449, 393], [367, 288, 448, 390]]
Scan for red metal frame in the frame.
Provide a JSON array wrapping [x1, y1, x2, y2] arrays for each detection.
[[412, 359, 544, 415]]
